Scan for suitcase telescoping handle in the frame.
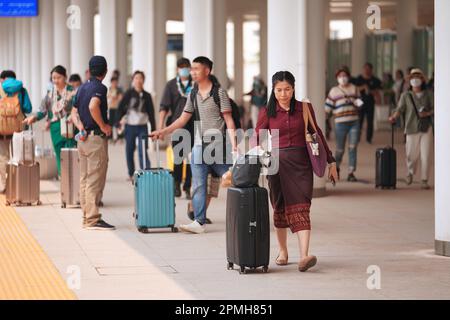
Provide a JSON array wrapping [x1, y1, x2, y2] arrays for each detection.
[[142, 135, 160, 170], [391, 123, 395, 149]]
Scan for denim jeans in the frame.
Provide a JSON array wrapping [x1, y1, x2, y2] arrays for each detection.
[[334, 120, 360, 173], [191, 145, 231, 224], [125, 124, 150, 177]]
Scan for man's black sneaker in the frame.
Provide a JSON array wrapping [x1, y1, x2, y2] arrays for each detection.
[[175, 184, 182, 197], [86, 220, 116, 231], [347, 173, 358, 182]]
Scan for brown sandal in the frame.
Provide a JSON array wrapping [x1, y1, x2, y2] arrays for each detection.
[[298, 255, 317, 272], [275, 254, 288, 266]]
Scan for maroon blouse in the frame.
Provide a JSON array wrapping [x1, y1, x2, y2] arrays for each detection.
[[253, 101, 335, 164]]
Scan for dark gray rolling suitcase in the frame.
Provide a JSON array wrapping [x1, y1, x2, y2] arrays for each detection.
[[226, 187, 270, 274], [375, 125, 397, 189]]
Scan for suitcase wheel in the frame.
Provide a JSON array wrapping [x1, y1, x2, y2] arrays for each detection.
[[138, 227, 149, 234], [62, 203, 66, 208], [37, 201, 42, 206], [239, 266, 247, 275], [171, 226, 179, 233], [227, 262, 234, 270], [5, 201, 10, 206], [262, 266, 269, 273]]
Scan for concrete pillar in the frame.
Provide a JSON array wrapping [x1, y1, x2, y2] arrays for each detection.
[[99, 0, 118, 85], [14, 20, 23, 80], [397, 0, 418, 73], [54, 0, 71, 69], [154, 0, 167, 111], [183, 0, 213, 60], [70, 0, 95, 76], [40, 0, 54, 96], [307, 0, 327, 196], [351, 0, 368, 75], [212, 0, 228, 88], [259, 4, 268, 82], [0, 20, 7, 71], [267, 0, 307, 96], [183, 0, 227, 87], [21, 20, 31, 91], [31, 16, 42, 112], [435, 0, 450, 257], [7, 19, 16, 71], [117, 0, 130, 82], [233, 14, 244, 103], [132, 0, 155, 94]]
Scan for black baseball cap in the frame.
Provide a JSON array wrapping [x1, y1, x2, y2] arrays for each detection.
[[89, 56, 108, 76]]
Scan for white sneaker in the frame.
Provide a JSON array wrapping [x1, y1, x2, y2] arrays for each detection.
[[179, 220, 205, 234]]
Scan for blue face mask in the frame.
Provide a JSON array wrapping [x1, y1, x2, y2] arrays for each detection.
[[178, 68, 190, 78]]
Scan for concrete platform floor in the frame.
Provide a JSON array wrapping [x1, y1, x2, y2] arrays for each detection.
[[13, 128, 450, 300]]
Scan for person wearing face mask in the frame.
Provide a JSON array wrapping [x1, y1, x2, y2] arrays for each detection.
[[389, 69, 434, 190], [325, 68, 363, 182], [159, 58, 194, 199], [118, 71, 156, 182]]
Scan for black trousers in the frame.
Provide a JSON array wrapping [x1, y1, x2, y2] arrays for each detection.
[[359, 103, 375, 143], [172, 139, 192, 191]]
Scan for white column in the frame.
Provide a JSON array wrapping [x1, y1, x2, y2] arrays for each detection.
[[40, 0, 54, 96], [435, 0, 450, 257], [7, 19, 16, 71], [70, 0, 95, 76], [31, 16, 42, 112], [233, 14, 244, 103], [212, 0, 227, 88], [54, 0, 71, 69], [99, 0, 118, 85], [154, 0, 167, 109], [132, 0, 155, 93], [0, 20, 7, 71], [183, 0, 213, 60], [397, 0, 418, 72], [21, 19, 31, 90], [307, 0, 327, 196], [116, 0, 130, 82], [268, 0, 307, 96], [14, 20, 23, 80], [351, 0, 368, 75], [259, 5, 268, 82]]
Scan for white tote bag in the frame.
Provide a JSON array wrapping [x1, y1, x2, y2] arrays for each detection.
[[11, 130, 35, 165]]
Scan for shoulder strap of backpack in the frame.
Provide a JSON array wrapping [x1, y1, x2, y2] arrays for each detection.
[[0, 84, 6, 99]]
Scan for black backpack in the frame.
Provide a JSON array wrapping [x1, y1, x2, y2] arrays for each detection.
[[190, 81, 241, 129]]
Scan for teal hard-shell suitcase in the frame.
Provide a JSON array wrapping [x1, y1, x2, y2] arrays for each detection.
[[133, 140, 178, 233]]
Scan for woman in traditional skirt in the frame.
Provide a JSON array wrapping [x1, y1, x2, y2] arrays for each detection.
[[24, 65, 77, 176], [254, 71, 338, 272]]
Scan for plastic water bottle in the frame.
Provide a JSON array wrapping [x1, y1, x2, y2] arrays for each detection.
[[75, 130, 87, 142]]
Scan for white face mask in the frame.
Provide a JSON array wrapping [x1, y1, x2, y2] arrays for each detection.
[[338, 77, 349, 86], [410, 78, 422, 88]]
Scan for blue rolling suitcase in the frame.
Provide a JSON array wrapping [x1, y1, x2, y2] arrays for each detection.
[[133, 139, 178, 233]]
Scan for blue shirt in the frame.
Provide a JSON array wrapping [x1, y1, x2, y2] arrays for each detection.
[[73, 77, 108, 132]]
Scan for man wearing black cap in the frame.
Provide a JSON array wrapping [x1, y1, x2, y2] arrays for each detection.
[[71, 56, 115, 231]]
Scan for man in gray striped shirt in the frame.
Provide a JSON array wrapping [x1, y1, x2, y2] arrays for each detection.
[[151, 56, 237, 234]]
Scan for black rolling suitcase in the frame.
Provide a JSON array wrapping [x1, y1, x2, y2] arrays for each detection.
[[375, 125, 397, 189], [226, 187, 270, 274]]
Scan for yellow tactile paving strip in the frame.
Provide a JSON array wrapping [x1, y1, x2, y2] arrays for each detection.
[[0, 195, 76, 300]]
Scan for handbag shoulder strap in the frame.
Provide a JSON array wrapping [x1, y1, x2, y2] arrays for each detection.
[[302, 101, 317, 134], [408, 92, 421, 117]]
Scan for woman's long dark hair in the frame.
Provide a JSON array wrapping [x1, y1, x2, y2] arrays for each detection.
[[267, 71, 296, 118]]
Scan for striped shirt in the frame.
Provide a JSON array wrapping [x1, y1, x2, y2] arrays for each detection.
[[325, 84, 360, 123], [183, 87, 232, 145]]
